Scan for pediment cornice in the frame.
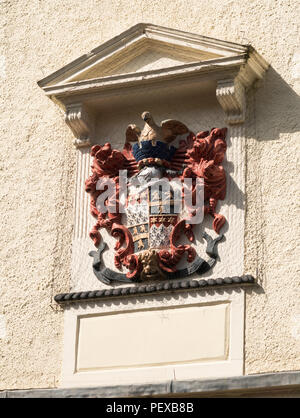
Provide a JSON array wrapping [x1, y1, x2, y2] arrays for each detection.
[[38, 23, 269, 146], [38, 23, 249, 87]]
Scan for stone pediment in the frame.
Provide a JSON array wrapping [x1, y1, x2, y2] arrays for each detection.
[[38, 23, 268, 147], [66, 38, 225, 81], [38, 23, 249, 88]]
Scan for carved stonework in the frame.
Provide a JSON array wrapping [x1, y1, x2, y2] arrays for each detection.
[[216, 79, 245, 124], [64, 103, 94, 147], [36, 23, 268, 292], [85, 112, 227, 284], [35, 25, 270, 388], [38, 24, 268, 141]]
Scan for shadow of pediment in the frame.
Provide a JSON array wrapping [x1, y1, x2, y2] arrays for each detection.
[[249, 66, 300, 141]]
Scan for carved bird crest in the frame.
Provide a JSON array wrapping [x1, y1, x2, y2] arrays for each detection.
[[126, 111, 189, 146]]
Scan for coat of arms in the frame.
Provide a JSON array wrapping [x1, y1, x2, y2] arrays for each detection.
[[86, 112, 227, 284]]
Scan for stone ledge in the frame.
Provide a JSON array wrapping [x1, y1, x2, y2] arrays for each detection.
[[1, 371, 300, 398], [54, 275, 256, 305]]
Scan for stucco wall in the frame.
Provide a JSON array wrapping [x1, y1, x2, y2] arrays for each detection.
[[0, 0, 299, 389]]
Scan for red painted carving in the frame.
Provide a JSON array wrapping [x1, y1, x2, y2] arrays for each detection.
[[85, 143, 141, 278], [158, 219, 197, 273], [183, 127, 227, 234], [85, 120, 227, 280]]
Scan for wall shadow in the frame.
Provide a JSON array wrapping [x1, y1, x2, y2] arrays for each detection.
[[250, 66, 300, 141]]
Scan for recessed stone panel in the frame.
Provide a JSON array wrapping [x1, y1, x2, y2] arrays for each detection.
[[61, 290, 244, 387], [76, 303, 229, 371]]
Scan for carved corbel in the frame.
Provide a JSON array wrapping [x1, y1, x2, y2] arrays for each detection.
[[216, 79, 246, 125], [65, 103, 94, 148]]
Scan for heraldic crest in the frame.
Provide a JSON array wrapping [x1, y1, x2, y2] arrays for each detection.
[[86, 112, 227, 285]]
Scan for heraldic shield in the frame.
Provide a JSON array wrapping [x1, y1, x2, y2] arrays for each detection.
[[86, 111, 227, 285]]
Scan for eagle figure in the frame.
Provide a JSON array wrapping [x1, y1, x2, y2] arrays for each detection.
[[126, 111, 189, 146]]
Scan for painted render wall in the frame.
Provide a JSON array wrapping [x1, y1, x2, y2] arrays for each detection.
[[0, 0, 299, 389]]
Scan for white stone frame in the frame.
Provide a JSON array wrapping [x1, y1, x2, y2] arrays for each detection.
[[38, 24, 268, 387]]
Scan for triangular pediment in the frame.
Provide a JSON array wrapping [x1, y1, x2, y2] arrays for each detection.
[[38, 23, 269, 147], [69, 39, 223, 81], [38, 23, 248, 88]]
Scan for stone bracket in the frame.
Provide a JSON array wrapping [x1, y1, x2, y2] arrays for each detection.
[[65, 103, 94, 148], [216, 78, 246, 125]]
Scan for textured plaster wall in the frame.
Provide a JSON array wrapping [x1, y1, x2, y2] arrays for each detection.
[[0, 0, 299, 389]]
